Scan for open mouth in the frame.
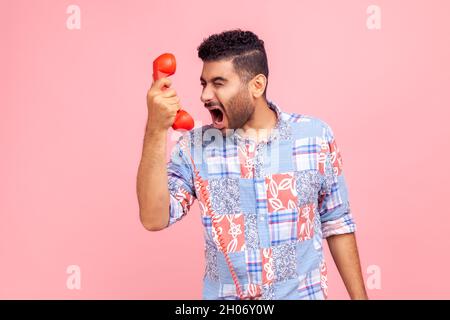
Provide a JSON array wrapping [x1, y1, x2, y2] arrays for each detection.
[[206, 106, 225, 129]]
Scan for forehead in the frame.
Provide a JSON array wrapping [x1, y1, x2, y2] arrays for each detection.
[[200, 59, 239, 81]]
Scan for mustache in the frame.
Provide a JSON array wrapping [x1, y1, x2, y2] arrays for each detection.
[[204, 101, 222, 108]]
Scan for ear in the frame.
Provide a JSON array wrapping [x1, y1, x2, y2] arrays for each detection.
[[249, 74, 267, 98]]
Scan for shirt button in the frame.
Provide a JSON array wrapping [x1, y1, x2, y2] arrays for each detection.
[[260, 216, 265, 221]]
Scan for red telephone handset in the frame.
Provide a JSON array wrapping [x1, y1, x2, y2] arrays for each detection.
[[153, 53, 195, 131]]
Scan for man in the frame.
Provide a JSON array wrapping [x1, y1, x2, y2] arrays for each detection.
[[137, 29, 368, 300]]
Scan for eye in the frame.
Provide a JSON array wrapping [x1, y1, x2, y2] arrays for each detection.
[[214, 82, 223, 87]]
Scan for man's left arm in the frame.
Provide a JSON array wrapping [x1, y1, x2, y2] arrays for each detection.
[[318, 121, 368, 300], [327, 233, 368, 299]]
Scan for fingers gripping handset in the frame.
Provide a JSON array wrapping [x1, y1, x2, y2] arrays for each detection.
[[152, 53, 194, 131]]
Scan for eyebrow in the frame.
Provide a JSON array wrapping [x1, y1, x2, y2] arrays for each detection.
[[200, 76, 228, 83]]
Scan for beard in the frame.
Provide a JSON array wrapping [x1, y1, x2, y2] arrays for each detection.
[[225, 88, 255, 129]]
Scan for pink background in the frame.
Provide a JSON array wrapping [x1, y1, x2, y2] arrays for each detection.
[[1, 0, 449, 299]]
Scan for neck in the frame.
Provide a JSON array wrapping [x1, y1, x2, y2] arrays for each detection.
[[239, 99, 278, 142]]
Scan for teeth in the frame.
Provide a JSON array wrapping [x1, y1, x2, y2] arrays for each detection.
[[213, 122, 225, 129]]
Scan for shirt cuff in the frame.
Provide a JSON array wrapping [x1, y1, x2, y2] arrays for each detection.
[[321, 212, 356, 238], [167, 188, 194, 227]]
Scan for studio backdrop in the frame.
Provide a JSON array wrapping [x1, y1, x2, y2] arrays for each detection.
[[1, 0, 449, 299]]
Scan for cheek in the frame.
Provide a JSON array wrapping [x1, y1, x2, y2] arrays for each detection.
[[218, 94, 234, 114]]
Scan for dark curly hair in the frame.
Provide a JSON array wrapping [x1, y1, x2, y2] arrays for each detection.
[[197, 29, 269, 98]]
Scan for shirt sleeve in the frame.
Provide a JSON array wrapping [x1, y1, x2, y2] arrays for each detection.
[[165, 134, 197, 228], [317, 122, 357, 238]]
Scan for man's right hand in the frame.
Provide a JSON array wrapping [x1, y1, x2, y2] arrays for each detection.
[[146, 77, 181, 133]]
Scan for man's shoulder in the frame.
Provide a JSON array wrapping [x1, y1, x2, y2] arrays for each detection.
[[280, 111, 332, 133]]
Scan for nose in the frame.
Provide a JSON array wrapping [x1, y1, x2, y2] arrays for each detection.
[[200, 85, 215, 104]]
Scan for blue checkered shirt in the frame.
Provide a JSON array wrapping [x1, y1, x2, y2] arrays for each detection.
[[165, 101, 356, 300]]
